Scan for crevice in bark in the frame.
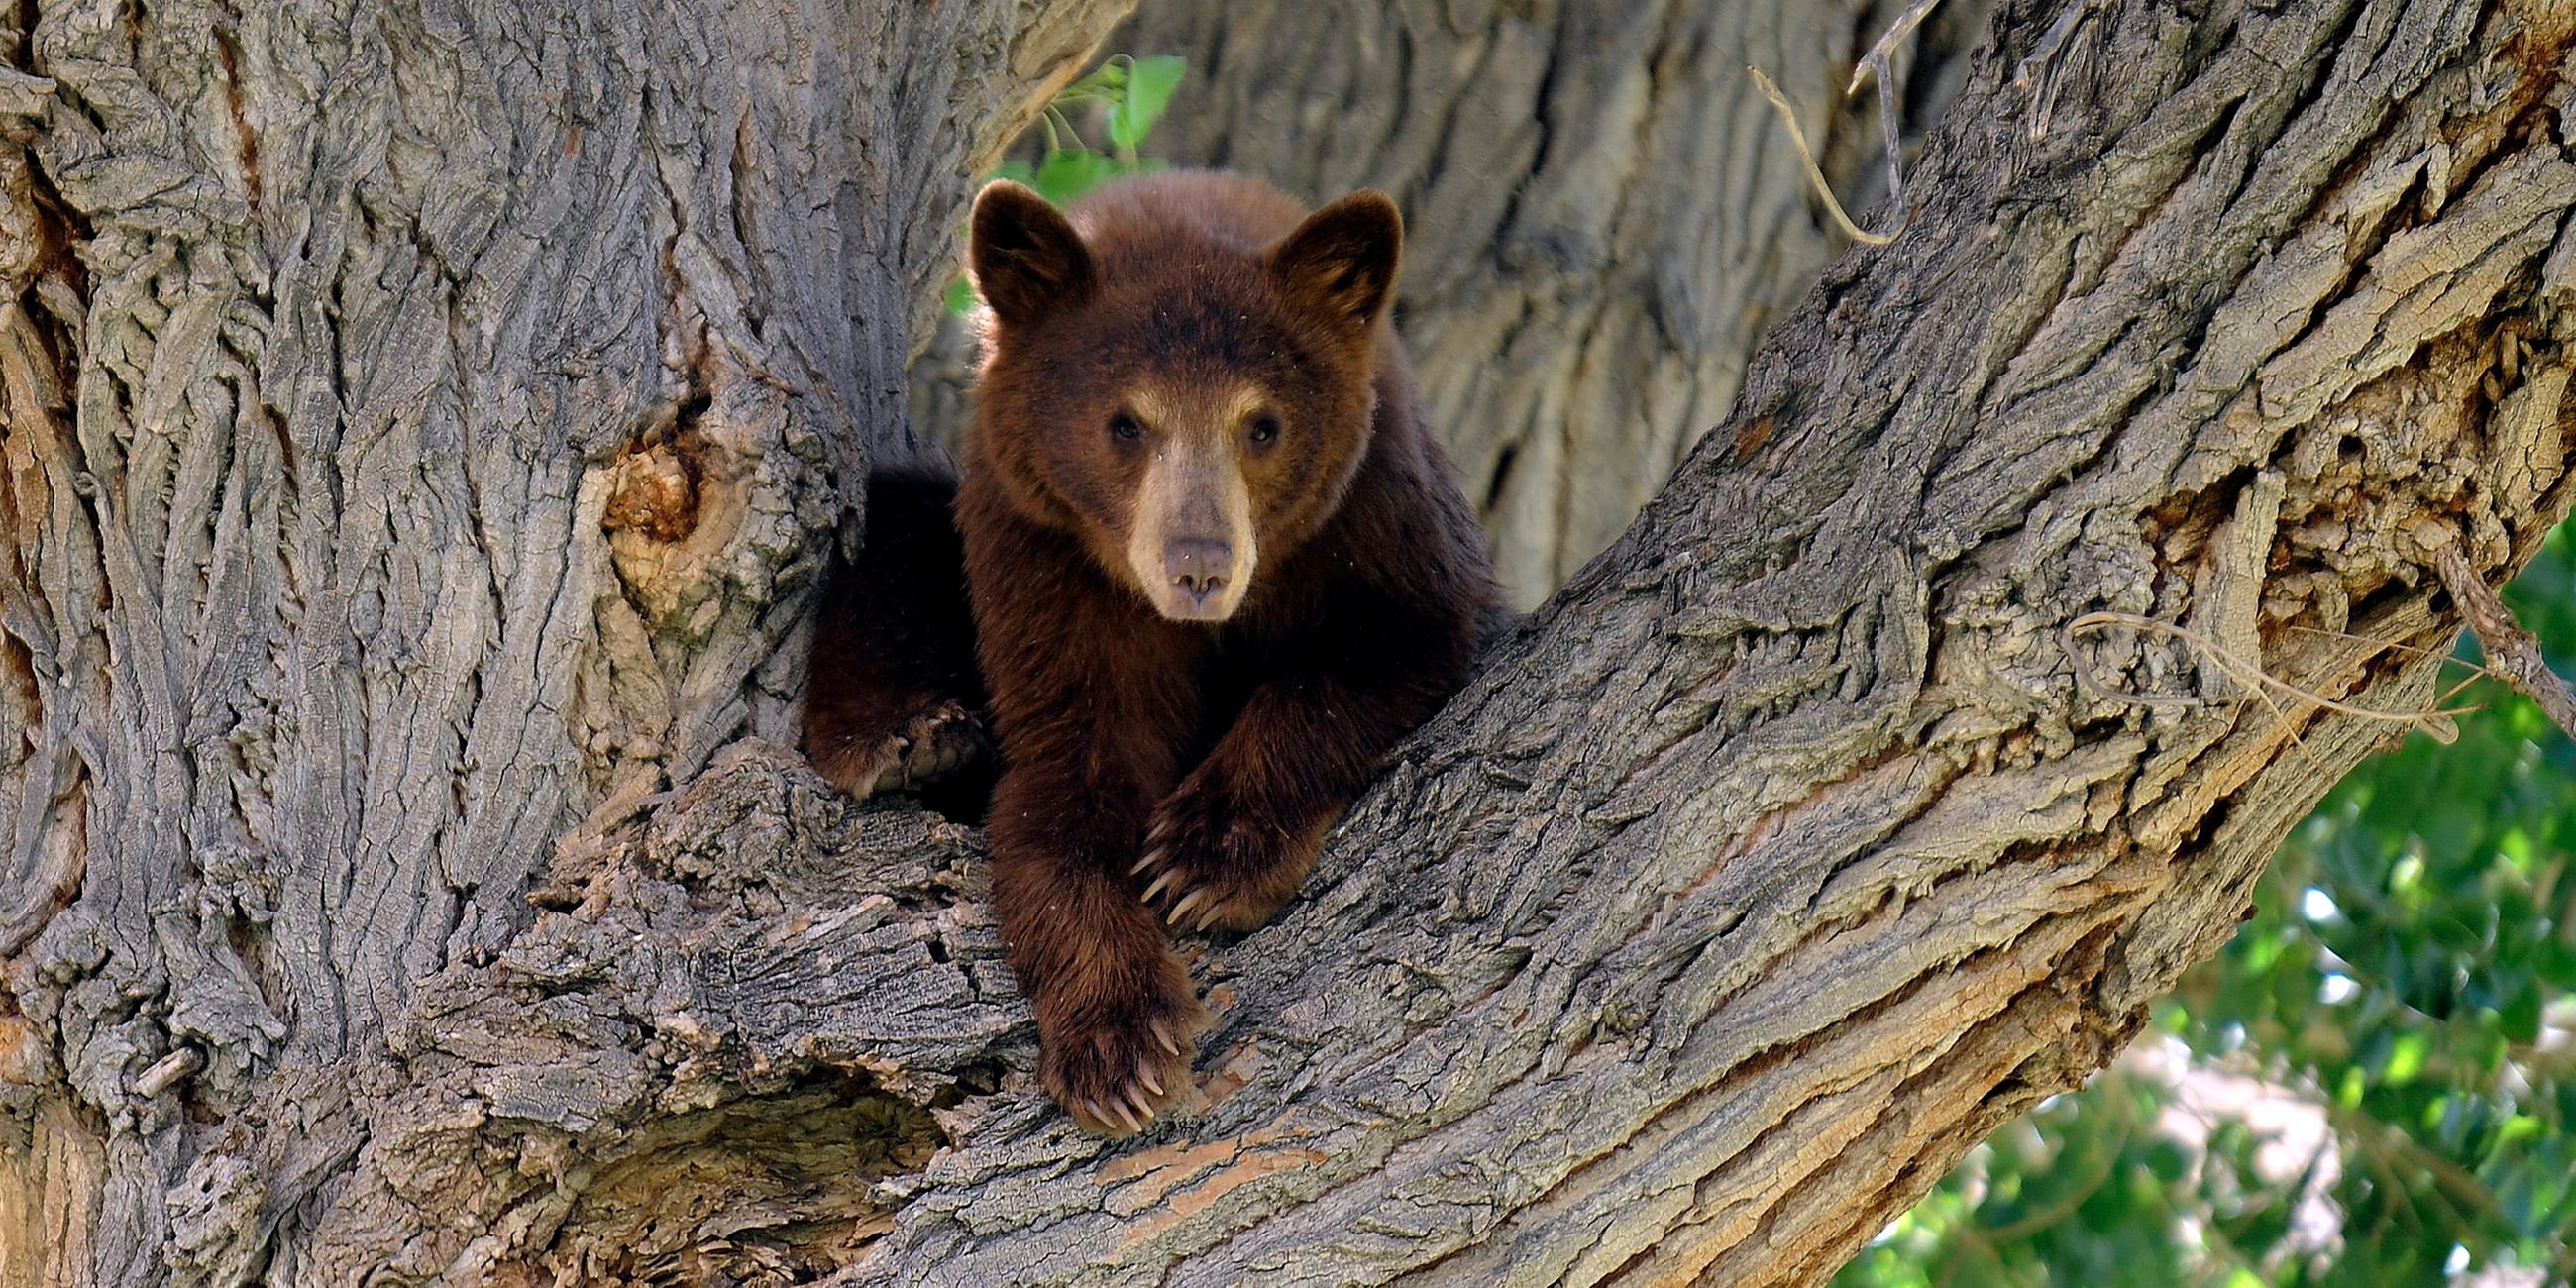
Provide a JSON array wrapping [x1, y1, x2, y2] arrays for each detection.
[[518, 1067, 945, 1283], [210, 13, 258, 208], [603, 384, 713, 548]]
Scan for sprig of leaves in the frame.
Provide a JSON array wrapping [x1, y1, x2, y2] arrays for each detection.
[[945, 54, 1187, 314]]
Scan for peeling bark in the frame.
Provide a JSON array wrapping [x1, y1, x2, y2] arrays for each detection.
[[3, 0, 2574, 1285]]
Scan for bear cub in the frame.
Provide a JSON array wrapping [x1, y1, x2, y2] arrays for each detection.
[[804, 170, 1497, 1134]]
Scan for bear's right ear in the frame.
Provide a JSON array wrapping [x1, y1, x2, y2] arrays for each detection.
[[970, 181, 1095, 326]]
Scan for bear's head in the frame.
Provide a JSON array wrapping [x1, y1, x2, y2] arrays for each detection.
[[966, 178, 1402, 622]]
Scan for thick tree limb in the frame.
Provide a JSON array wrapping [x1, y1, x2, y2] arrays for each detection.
[[862, 0, 2576, 1281], [2, 0, 2572, 1285]]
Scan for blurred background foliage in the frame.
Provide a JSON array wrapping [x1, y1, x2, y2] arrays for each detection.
[[1837, 522, 2576, 1287]]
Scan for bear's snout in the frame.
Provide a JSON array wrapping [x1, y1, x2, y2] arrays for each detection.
[[1123, 436, 1257, 622], [1162, 540, 1234, 615]]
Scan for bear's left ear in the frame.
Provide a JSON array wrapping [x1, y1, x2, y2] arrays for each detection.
[[1267, 191, 1403, 336]]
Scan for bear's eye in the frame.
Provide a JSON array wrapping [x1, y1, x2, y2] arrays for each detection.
[[1109, 411, 1144, 443], [1247, 413, 1282, 446]]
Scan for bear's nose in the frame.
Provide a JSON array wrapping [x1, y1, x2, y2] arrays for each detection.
[[1162, 539, 1233, 605]]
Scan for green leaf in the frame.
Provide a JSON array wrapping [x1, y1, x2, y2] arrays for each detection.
[[2501, 980, 2543, 1044], [1056, 60, 1127, 103], [2382, 1030, 2429, 1084], [1107, 54, 1186, 153], [1033, 148, 1118, 206], [2543, 938, 2576, 990]]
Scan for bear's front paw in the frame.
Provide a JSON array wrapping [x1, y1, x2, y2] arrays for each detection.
[[809, 698, 987, 800], [1133, 778, 1320, 933], [1037, 957, 1210, 1136]]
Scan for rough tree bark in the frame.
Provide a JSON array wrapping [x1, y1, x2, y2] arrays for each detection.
[[913, 0, 2000, 607], [0, 0, 1136, 1282], [4, 3, 2573, 1288]]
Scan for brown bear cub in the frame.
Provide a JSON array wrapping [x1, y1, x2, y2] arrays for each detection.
[[804, 171, 1496, 1134]]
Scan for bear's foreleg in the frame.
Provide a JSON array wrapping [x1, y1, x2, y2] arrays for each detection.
[[987, 753, 1211, 1134], [1135, 590, 1476, 932]]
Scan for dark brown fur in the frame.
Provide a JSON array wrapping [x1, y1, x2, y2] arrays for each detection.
[[965, 171, 1494, 1133], [803, 469, 989, 805], [805, 171, 1496, 1134]]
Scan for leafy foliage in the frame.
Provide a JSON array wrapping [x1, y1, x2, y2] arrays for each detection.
[[1837, 524, 2576, 1287], [945, 55, 1187, 314]]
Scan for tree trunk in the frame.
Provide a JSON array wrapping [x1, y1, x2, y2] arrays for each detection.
[[7, 2, 2575, 1287], [0, 0, 1135, 1282]]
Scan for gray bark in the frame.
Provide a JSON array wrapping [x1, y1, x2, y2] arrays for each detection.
[[0, 0, 1133, 1281], [913, 0, 1999, 607], [4, 1, 2573, 1287]]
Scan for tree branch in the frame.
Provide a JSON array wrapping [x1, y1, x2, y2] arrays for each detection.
[[2433, 535, 2576, 739], [860, 0, 2576, 1280]]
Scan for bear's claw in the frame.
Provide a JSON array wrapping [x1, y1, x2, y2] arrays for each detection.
[[1132, 777, 1312, 934], [1039, 966, 1207, 1137], [812, 699, 987, 800]]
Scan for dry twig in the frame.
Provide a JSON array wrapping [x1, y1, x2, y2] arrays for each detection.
[[1846, 0, 1948, 232], [1748, 66, 1896, 247], [2433, 541, 2576, 740], [2063, 611, 2475, 745]]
